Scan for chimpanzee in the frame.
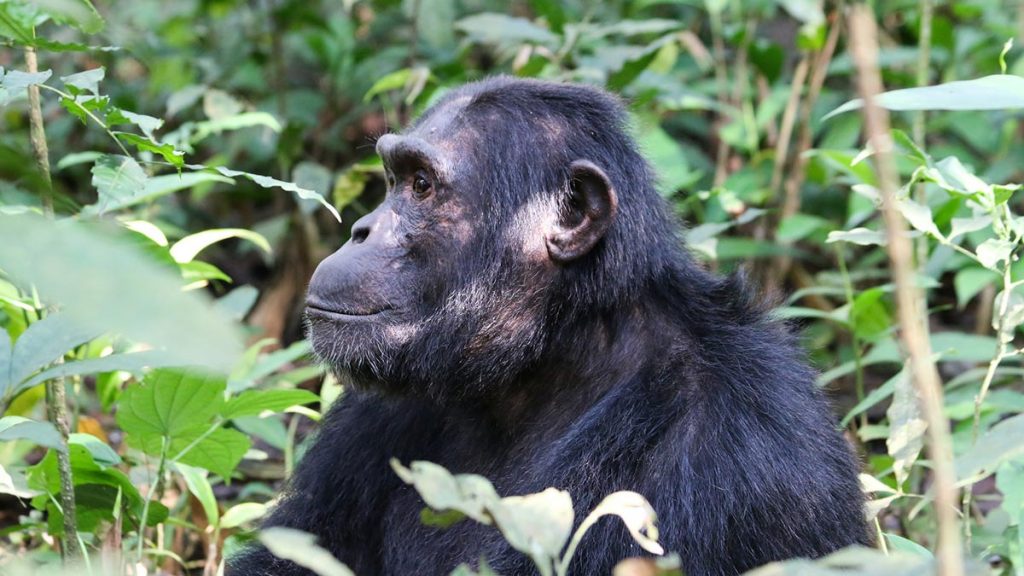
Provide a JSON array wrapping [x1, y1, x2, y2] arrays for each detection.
[[228, 77, 868, 576]]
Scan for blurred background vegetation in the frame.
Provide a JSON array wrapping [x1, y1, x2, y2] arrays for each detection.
[[3, 0, 1024, 574]]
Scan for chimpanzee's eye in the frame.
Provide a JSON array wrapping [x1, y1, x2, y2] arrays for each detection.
[[412, 171, 433, 199]]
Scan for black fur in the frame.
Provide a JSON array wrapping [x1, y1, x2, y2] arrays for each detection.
[[227, 77, 868, 576]]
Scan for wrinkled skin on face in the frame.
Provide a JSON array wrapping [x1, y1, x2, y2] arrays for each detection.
[[305, 96, 618, 400]]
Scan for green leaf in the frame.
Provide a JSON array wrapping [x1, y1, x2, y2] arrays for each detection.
[[896, 198, 940, 237], [635, 116, 700, 196], [169, 229, 271, 264], [886, 369, 925, 489], [60, 67, 104, 95], [81, 171, 234, 215], [114, 133, 184, 169], [190, 111, 282, 143], [176, 463, 219, 525], [221, 389, 320, 420], [187, 165, 341, 222], [91, 155, 148, 206], [364, 68, 413, 102], [17, 350, 173, 397], [957, 413, 1024, 480], [0, 416, 63, 450], [826, 228, 887, 246], [8, 310, 99, 392], [0, 215, 244, 373], [777, 214, 828, 242], [32, 0, 104, 34], [69, 433, 120, 466], [118, 110, 163, 139], [455, 13, 557, 47], [825, 75, 1024, 120], [116, 369, 226, 439], [883, 534, 933, 558], [977, 238, 1015, 270], [259, 528, 357, 576], [954, 267, 998, 309], [850, 288, 891, 342], [220, 502, 267, 529], [0, 69, 52, 92]]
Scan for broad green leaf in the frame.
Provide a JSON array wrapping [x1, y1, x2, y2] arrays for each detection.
[[188, 165, 340, 222], [896, 198, 940, 237], [0, 214, 244, 372], [221, 389, 320, 420], [996, 461, 1024, 525], [957, 413, 1024, 480], [169, 229, 271, 264], [259, 528, 357, 576], [220, 502, 267, 529], [17, 350, 172, 397], [132, 426, 249, 479], [69, 433, 120, 466], [91, 155, 148, 205], [884, 534, 933, 558], [60, 67, 104, 95], [886, 369, 925, 489], [850, 288, 891, 342], [0, 416, 62, 450], [32, 0, 103, 33], [116, 369, 226, 439], [364, 68, 413, 102], [777, 214, 827, 242], [954, 267, 998, 309], [81, 171, 234, 215], [176, 463, 219, 525], [8, 310, 99, 391], [0, 3, 39, 44], [635, 116, 700, 196], [190, 111, 282, 143], [455, 13, 557, 46], [826, 228, 887, 246], [825, 75, 1024, 120]]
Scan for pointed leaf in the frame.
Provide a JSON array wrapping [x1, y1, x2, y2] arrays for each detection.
[[9, 310, 100, 389], [221, 389, 319, 420], [0, 416, 62, 450]]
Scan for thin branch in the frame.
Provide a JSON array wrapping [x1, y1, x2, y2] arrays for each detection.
[[26, 46, 84, 564], [848, 7, 963, 576]]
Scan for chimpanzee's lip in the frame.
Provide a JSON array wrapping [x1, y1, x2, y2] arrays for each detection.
[[305, 302, 391, 320]]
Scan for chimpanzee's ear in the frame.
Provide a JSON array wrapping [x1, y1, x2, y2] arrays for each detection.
[[546, 160, 619, 263]]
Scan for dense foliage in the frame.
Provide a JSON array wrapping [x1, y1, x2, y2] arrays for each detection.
[[2, 0, 1024, 574]]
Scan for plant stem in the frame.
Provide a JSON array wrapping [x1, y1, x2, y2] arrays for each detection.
[[836, 246, 867, 428], [137, 436, 170, 569], [36, 83, 133, 157], [913, 0, 933, 269], [26, 46, 84, 564], [25, 47, 53, 214], [848, 7, 963, 576]]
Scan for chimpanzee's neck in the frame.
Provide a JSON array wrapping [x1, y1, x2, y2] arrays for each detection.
[[465, 295, 681, 439]]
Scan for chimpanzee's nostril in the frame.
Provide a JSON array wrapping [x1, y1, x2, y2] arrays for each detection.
[[351, 223, 370, 245]]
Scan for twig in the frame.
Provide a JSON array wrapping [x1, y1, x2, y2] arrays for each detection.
[[25, 47, 53, 214], [848, 7, 963, 576], [913, 0, 934, 266], [770, 57, 810, 194], [26, 46, 84, 564]]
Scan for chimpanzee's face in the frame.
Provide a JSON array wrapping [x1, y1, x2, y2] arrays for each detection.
[[305, 96, 617, 396]]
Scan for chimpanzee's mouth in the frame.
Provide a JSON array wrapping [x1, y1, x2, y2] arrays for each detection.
[[305, 302, 392, 320]]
